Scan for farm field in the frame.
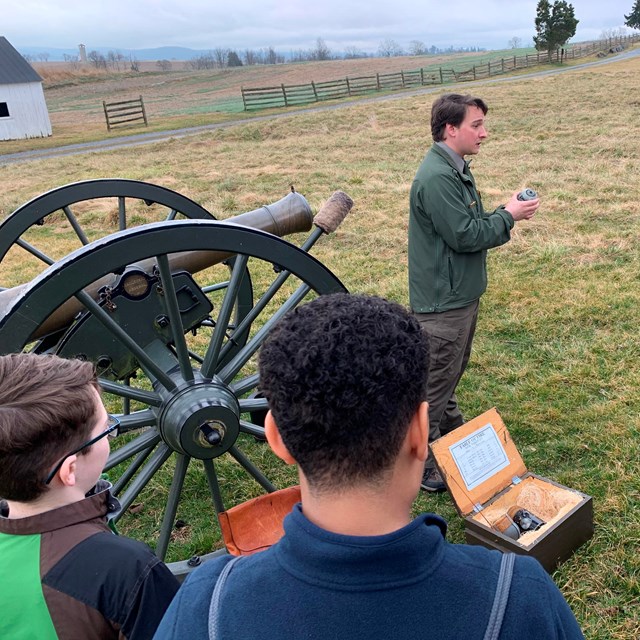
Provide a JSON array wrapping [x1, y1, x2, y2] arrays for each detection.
[[39, 48, 527, 114], [0, 47, 555, 154], [0, 50, 639, 639]]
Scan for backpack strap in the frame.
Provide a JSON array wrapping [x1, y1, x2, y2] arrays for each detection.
[[208, 555, 243, 640], [208, 551, 514, 639], [483, 552, 516, 640]]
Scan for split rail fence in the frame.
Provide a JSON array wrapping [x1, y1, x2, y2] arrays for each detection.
[[241, 35, 640, 111]]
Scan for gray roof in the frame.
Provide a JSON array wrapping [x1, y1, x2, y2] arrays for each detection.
[[0, 36, 43, 84]]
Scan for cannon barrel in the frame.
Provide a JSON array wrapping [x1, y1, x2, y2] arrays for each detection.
[[0, 191, 314, 340]]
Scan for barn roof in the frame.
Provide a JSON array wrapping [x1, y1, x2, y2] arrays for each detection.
[[0, 36, 43, 84]]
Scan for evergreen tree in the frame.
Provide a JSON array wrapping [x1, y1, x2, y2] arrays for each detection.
[[625, 0, 640, 29], [227, 51, 243, 67], [534, 0, 579, 56]]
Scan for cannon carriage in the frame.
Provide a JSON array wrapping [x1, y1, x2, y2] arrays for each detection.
[[0, 179, 353, 576]]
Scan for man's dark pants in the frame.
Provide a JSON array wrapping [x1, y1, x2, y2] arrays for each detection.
[[415, 300, 479, 470]]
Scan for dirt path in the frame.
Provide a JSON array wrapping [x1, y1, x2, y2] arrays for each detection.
[[1, 48, 638, 167]]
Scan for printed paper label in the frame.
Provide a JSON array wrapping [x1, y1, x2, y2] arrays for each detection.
[[448, 422, 509, 491]]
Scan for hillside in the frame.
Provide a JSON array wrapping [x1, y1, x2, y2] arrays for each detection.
[[36, 49, 524, 126]]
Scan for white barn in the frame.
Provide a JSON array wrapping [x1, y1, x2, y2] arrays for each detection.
[[0, 36, 52, 140]]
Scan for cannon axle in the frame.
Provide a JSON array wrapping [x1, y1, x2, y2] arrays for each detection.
[[158, 375, 241, 460]]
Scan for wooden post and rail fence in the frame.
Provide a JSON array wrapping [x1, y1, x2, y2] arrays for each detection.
[[102, 95, 148, 131], [241, 34, 640, 111]]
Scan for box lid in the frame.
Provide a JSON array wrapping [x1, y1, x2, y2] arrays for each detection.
[[431, 407, 527, 517]]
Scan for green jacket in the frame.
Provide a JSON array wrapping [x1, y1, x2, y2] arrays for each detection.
[[408, 144, 514, 313]]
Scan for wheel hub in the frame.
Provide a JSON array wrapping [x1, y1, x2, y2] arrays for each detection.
[[158, 377, 240, 459]]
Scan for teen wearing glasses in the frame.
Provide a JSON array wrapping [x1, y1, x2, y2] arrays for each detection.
[[0, 353, 178, 639]]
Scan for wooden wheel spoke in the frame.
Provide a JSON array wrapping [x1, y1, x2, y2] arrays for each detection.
[[62, 205, 90, 244], [201, 254, 249, 379], [16, 238, 54, 265], [156, 254, 194, 382]]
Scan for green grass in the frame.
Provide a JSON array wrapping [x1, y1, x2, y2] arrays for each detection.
[[163, 97, 246, 115]]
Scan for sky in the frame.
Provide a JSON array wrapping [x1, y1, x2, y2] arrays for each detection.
[[4, 1, 637, 55]]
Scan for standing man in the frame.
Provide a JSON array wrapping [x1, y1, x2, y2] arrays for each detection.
[[409, 93, 539, 492]]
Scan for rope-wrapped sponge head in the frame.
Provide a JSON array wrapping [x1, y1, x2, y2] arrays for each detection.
[[313, 191, 354, 234]]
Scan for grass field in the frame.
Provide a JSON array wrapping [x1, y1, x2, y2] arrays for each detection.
[[0, 46, 564, 154], [1, 48, 639, 639]]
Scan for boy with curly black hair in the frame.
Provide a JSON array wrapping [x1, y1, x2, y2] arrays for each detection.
[[156, 294, 582, 640]]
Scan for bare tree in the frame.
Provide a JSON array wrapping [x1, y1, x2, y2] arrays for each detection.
[[378, 38, 403, 57], [36, 52, 50, 62], [213, 47, 229, 68], [343, 46, 366, 59], [243, 49, 258, 65], [343, 46, 365, 59], [245, 47, 284, 65], [263, 47, 280, 64], [310, 37, 331, 60], [129, 55, 140, 72], [290, 49, 309, 62], [508, 36, 523, 49], [88, 50, 107, 69], [599, 27, 628, 40], [157, 59, 172, 71], [408, 40, 427, 56], [107, 50, 126, 71], [188, 53, 216, 70], [63, 53, 80, 69]]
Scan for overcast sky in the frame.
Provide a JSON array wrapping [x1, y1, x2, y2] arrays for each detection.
[[5, 1, 637, 54]]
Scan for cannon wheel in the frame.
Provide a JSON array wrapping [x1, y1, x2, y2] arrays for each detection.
[[0, 220, 347, 577], [0, 178, 254, 370], [0, 179, 218, 267]]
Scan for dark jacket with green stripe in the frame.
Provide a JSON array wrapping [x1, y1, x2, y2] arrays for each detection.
[[408, 143, 514, 313], [0, 481, 179, 639]]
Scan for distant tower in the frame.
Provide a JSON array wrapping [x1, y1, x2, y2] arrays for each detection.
[[78, 44, 87, 63]]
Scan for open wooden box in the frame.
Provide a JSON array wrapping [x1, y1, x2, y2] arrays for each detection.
[[432, 407, 593, 573]]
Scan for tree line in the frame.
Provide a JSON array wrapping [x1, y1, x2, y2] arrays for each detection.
[[186, 46, 283, 70], [23, 50, 142, 71], [187, 38, 486, 69], [22, 38, 485, 73]]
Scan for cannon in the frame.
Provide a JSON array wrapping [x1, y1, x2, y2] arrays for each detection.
[[0, 179, 353, 576]]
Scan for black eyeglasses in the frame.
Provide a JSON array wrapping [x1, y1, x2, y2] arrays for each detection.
[[44, 415, 120, 485]]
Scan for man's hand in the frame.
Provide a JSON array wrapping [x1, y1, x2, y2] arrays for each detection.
[[505, 191, 539, 221]]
